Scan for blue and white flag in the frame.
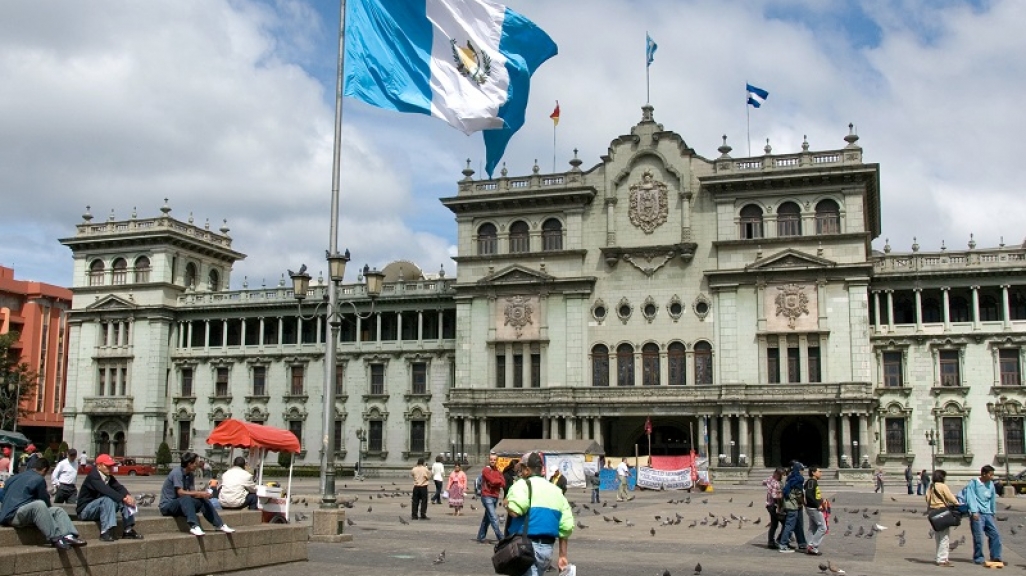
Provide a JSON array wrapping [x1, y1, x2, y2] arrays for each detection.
[[746, 83, 769, 108], [344, 0, 558, 177], [646, 33, 657, 67]]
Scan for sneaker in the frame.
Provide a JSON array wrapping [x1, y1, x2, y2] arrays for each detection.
[[778, 547, 794, 554], [189, 526, 206, 536], [121, 529, 144, 540], [100, 531, 116, 542], [421, 516, 430, 520], [218, 524, 236, 534], [806, 548, 822, 556]]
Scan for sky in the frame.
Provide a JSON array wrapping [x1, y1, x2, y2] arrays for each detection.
[[2, 0, 1023, 288]]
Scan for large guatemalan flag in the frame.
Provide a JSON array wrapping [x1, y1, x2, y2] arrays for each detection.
[[343, 0, 558, 177]]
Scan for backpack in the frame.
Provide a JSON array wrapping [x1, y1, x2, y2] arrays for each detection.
[[474, 471, 484, 496]]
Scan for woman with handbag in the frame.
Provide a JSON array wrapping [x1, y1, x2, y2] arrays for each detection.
[[926, 469, 959, 567], [447, 463, 467, 516]]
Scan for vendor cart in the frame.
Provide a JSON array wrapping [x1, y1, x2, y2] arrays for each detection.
[[206, 419, 300, 523]]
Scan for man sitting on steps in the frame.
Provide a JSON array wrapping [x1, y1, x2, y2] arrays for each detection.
[[77, 453, 144, 541], [159, 451, 235, 536], [0, 457, 87, 550]]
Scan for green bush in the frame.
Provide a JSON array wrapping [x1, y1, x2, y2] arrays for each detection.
[[156, 442, 173, 470], [276, 450, 293, 468], [43, 447, 56, 463], [58, 441, 69, 457]]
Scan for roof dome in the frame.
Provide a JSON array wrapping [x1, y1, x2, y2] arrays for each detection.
[[380, 260, 424, 283]]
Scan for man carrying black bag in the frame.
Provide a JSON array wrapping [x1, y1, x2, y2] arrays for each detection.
[[501, 452, 574, 576]]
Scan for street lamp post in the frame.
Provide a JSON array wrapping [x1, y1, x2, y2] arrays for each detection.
[[355, 428, 366, 481], [3, 382, 21, 432], [290, 258, 384, 509], [925, 429, 937, 476]]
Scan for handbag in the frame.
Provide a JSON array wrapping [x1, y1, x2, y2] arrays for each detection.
[[492, 479, 535, 576], [926, 486, 962, 530]]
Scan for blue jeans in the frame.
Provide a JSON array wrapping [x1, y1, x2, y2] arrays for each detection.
[[970, 513, 1002, 563], [159, 496, 224, 529], [79, 498, 136, 534], [523, 540, 554, 576], [477, 496, 503, 541], [777, 509, 807, 549], [591, 488, 600, 503]]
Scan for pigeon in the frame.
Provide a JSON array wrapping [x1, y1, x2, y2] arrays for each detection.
[[895, 520, 900, 527], [729, 513, 739, 521], [997, 515, 1009, 521], [843, 528, 851, 537], [592, 509, 599, 515], [950, 539, 960, 551], [295, 513, 308, 522], [694, 562, 702, 575], [346, 518, 355, 526], [602, 502, 608, 507], [650, 527, 655, 536], [753, 517, 762, 525], [576, 521, 589, 529], [927, 529, 934, 538], [890, 497, 896, 501], [398, 517, 409, 525], [654, 515, 662, 521], [611, 503, 618, 509], [898, 535, 906, 547], [827, 560, 845, 574], [748, 501, 754, 507], [613, 516, 623, 524], [625, 520, 635, 527], [701, 498, 708, 504], [583, 504, 590, 510], [856, 526, 864, 537], [433, 550, 446, 565], [1011, 526, 1019, 536], [603, 515, 612, 522], [662, 571, 671, 576], [708, 512, 716, 518], [700, 518, 708, 526], [728, 498, 733, 503], [818, 563, 829, 573], [471, 504, 477, 511], [367, 506, 372, 513], [688, 520, 697, 527], [874, 524, 887, 531], [1004, 503, 1013, 510], [400, 503, 408, 508]]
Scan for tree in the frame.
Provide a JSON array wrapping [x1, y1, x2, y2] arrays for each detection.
[[0, 332, 38, 431], [156, 442, 173, 470], [277, 450, 292, 468]]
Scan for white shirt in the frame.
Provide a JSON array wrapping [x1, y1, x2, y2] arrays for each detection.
[[431, 461, 445, 482], [52, 458, 78, 486], [219, 466, 257, 508], [78, 454, 87, 466], [616, 461, 629, 478]]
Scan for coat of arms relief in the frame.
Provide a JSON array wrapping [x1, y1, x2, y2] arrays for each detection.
[[503, 296, 533, 339], [628, 169, 669, 234], [775, 283, 810, 329]]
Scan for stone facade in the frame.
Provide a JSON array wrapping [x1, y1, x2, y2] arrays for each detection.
[[60, 107, 1026, 479]]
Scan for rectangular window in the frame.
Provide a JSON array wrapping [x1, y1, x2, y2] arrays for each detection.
[[101, 322, 109, 346], [807, 346, 821, 383], [777, 216, 800, 237], [531, 353, 541, 388], [883, 352, 903, 387], [767, 347, 780, 384], [368, 420, 383, 452], [291, 365, 305, 395], [411, 362, 427, 394], [108, 367, 117, 396], [513, 354, 524, 388], [112, 324, 120, 347], [215, 367, 229, 397], [334, 420, 344, 453], [98, 367, 107, 396], [410, 420, 426, 453], [496, 355, 506, 388], [335, 364, 345, 396], [181, 368, 193, 397], [815, 214, 840, 235], [942, 417, 965, 454], [1000, 349, 1021, 386], [119, 367, 128, 396], [178, 420, 191, 452], [939, 350, 960, 387], [884, 417, 906, 454], [787, 347, 801, 383], [252, 366, 266, 396], [370, 363, 385, 395], [288, 420, 303, 448], [1006, 417, 1025, 455]]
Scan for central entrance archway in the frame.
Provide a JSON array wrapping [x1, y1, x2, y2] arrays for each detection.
[[773, 416, 827, 468]]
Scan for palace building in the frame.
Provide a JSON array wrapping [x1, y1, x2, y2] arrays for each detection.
[[60, 106, 1026, 479]]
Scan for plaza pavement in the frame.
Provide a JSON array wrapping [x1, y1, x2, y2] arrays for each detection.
[[123, 475, 1025, 575]]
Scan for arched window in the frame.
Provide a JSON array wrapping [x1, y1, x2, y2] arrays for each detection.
[[694, 341, 713, 384], [776, 202, 801, 237], [642, 343, 660, 386], [949, 296, 970, 323], [89, 260, 105, 286], [208, 269, 220, 292], [509, 220, 530, 253], [815, 199, 840, 234], [477, 223, 497, 255], [616, 343, 635, 386], [591, 344, 609, 387], [111, 258, 128, 285], [134, 256, 151, 283], [96, 431, 110, 456], [541, 218, 563, 251], [668, 342, 686, 386], [113, 431, 126, 457], [739, 204, 764, 239], [184, 263, 198, 289]]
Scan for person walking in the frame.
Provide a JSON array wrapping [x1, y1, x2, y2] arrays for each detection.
[[475, 453, 506, 543], [410, 458, 431, 520], [763, 467, 784, 549], [965, 465, 1003, 567], [776, 462, 808, 553], [50, 449, 79, 504], [904, 464, 914, 495], [874, 468, 885, 493], [430, 455, 445, 505], [505, 452, 574, 576], [918, 469, 931, 496], [804, 466, 827, 555], [615, 460, 630, 502], [76, 453, 143, 541], [447, 463, 467, 516], [0, 457, 87, 550], [926, 469, 959, 567]]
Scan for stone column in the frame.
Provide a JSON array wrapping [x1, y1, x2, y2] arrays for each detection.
[[222, 319, 230, 348], [594, 417, 603, 447], [941, 287, 951, 330], [376, 314, 382, 343], [914, 288, 923, 332], [479, 417, 490, 455], [542, 417, 550, 439], [721, 416, 733, 464], [1002, 285, 1012, 329], [738, 415, 749, 466], [505, 344, 515, 388], [840, 414, 851, 466], [567, 417, 577, 441], [462, 418, 473, 461], [186, 321, 193, 348], [886, 290, 895, 331], [971, 285, 981, 330], [277, 317, 283, 347], [355, 315, 362, 343], [827, 415, 837, 468], [257, 318, 265, 348], [551, 416, 560, 440], [753, 416, 765, 468], [448, 418, 457, 454], [709, 416, 719, 461], [858, 414, 870, 465], [417, 311, 424, 341], [873, 291, 882, 333], [203, 320, 210, 350], [396, 311, 402, 341]]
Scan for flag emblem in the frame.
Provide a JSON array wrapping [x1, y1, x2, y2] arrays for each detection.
[[746, 83, 769, 108], [450, 38, 493, 85], [550, 101, 560, 125], [646, 33, 657, 67]]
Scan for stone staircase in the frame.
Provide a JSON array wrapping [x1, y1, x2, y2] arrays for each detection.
[[0, 508, 308, 576]]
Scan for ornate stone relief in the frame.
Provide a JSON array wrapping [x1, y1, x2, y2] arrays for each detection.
[[616, 297, 633, 325], [503, 295, 534, 338], [642, 296, 658, 323], [774, 283, 810, 329], [591, 299, 608, 322], [628, 169, 669, 234], [667, 295, 684, 322], [623, 250, 676, 277], [692, 294, 711, 321]]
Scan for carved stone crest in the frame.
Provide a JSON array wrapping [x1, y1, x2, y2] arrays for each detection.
[[628, 169, 668, 234], [504, 296, 534, 338], [775, 284, 810, 329]]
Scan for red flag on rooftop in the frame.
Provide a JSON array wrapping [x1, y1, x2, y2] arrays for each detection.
[[550, 101, 560, 126]]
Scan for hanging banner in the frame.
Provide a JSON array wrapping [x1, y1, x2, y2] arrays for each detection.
[[544, 454, 587, 488], [636, 467, 693, 490]]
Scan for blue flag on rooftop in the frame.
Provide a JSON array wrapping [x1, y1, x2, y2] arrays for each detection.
[[646, 33, 657, 67], [746, 83, 769, 108], [344, 0, 558, 177]]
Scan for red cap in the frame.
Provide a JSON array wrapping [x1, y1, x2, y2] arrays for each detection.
[[95, 454, 116, 467], [2, 447, 10, 456], [25, 444, 36, 453]]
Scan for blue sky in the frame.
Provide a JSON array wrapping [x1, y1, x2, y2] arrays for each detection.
[[1, 0, 1024, 287]]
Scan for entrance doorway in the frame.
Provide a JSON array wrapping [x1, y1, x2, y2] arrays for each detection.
[[774, 416, 826, 468]]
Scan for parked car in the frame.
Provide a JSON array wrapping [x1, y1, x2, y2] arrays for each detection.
[[78, 458, 157, 476]]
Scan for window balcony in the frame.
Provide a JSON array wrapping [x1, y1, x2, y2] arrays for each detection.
[[82, 396, 134, 415]]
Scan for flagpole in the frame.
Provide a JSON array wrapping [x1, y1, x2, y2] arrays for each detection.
[[646, 58, 650, 105], [552, 122, 556, 173], [746, 94, 751, 157]]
